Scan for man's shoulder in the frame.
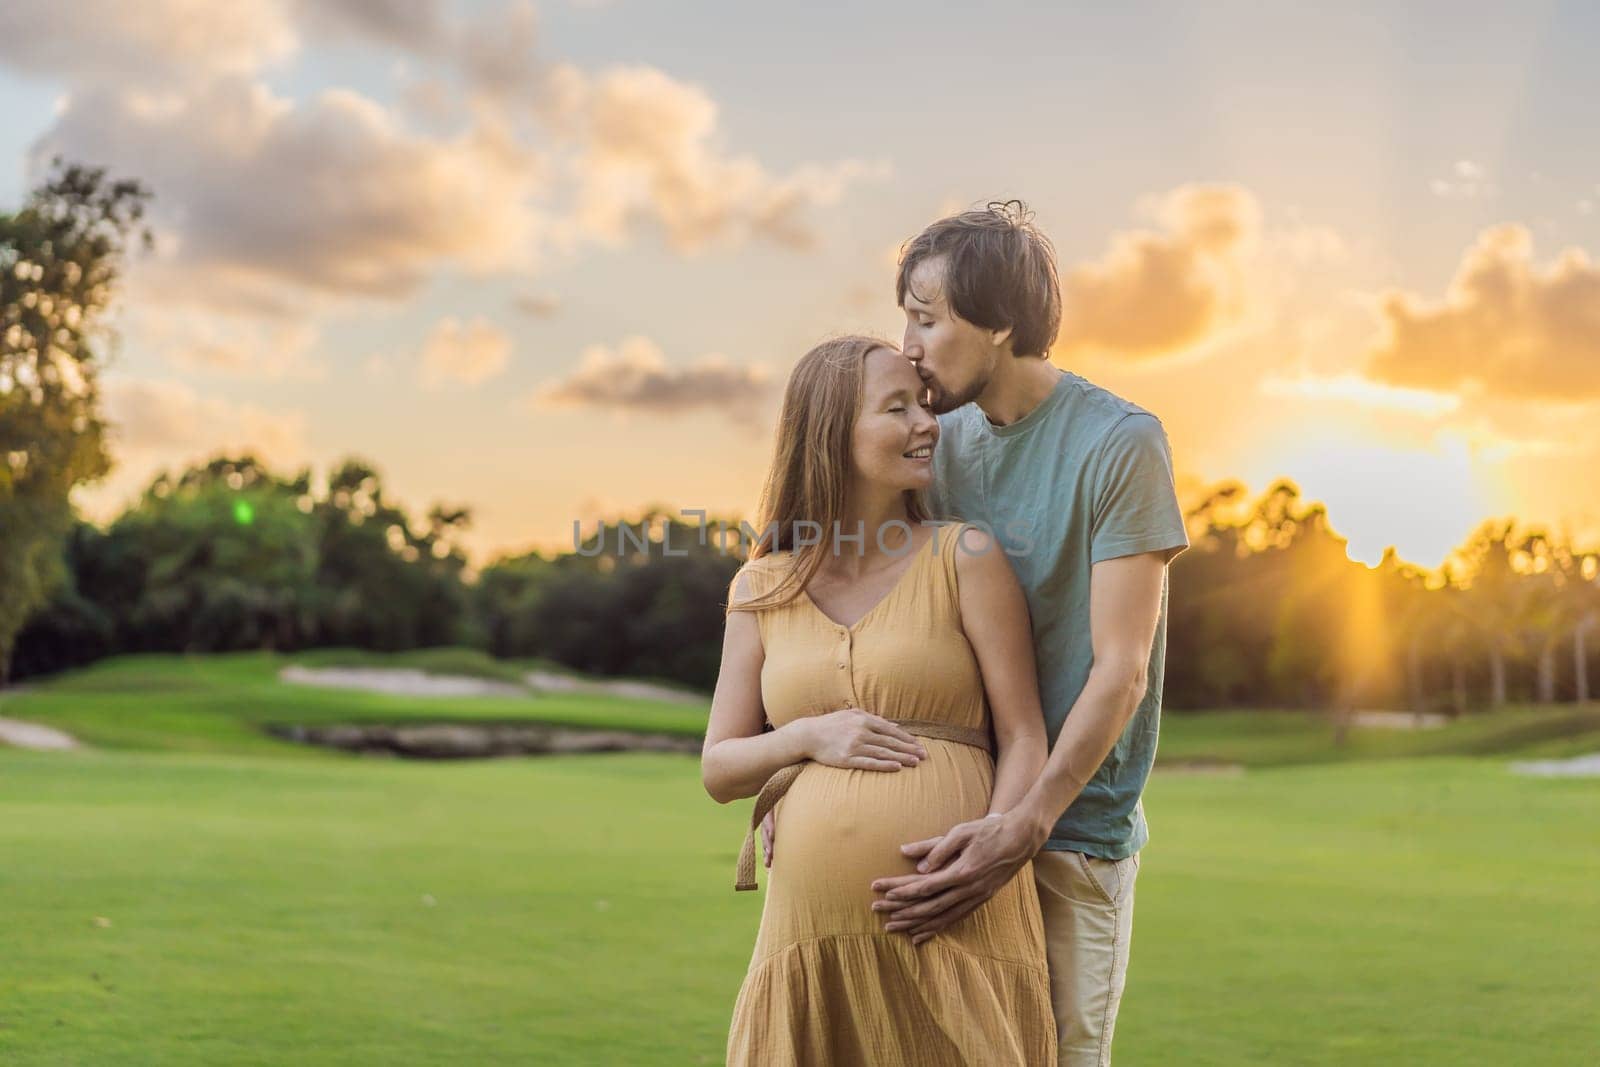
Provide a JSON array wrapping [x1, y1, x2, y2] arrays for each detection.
[[934, 405, 973, 440], [1060, 372, 1158, 430], [1025, 374, 1167, 472]]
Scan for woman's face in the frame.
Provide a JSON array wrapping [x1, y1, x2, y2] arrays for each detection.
[[851, 346, 940, 493]]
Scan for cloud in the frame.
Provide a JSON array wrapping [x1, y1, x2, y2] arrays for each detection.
[[1362, 224, 1600, 402], [122, 309, 326, 381], [0, 0, 539, 101], [295, 0, 448, 54], [104, 377, 307, 456], [1429, 159, 1497, 200], [419, 317, 513, 388], [71, 376, 308, 520], [8, 0, 874, 409], [299, 0, 545, 102], [361, 353, 392, 381], [1055, 184, 1261, 361], [9, 2, 871, 286], [543, 64, 886, 252], [529, 336, 772, 420], [512, 292, 563, 319], [1258, 373, 1463, 417], [0, 0, 296, 87], [28, 77, 546, 303]]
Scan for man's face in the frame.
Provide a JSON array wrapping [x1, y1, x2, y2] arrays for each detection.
[[900, 255, 996, 415]]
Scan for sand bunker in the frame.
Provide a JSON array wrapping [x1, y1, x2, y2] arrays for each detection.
[[270, 722, 701, 758], [279, 666, 529, 698], [1351, 710, 1449, 730], [524, 670, 705, 705], [1510, 754, 1600, 778], [272, 665, 706, 758], [0, 717, 80, 751], [278, 665, 706, 705]]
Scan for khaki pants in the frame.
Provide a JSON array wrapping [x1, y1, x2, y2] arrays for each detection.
[[1032, 849, 1140, 1067]]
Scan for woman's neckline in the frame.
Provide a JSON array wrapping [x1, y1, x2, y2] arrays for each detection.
[[799, 528, 940, 633]]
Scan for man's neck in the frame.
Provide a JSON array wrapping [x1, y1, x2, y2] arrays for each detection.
[[975, 355, 1064, 428]]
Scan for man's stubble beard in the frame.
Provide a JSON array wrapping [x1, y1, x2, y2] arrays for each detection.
[[928, 374, 987, 415]]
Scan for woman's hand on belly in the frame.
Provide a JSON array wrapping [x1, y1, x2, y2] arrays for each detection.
[[794, 709, 928, 771], [759, 716, 931, 873]]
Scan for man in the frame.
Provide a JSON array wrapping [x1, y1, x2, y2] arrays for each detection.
[[867, 199, 1187, 1066]]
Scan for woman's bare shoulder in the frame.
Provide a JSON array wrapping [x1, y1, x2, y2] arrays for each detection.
[[949, 524, 1016, 587]]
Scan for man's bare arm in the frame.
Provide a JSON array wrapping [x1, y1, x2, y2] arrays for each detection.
[[1005, 549, 1167, 841]]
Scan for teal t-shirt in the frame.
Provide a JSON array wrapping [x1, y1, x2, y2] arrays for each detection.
[[926, 369, 1188, 859]]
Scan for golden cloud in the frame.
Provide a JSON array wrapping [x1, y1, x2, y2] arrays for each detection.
[[71, 376, 306, 521], [544, 64, 886, 252], [126, 310, 325, 381], [512, 292, 563, 319], [1364, 225, 1600, 401], [29, 77, 545, 301], [419, 317, 513, 388], [1057, 184, 1261, 361], [103, 377, 307, 457]]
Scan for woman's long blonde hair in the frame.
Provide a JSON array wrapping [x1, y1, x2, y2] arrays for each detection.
[[727, 335, 935, 615]]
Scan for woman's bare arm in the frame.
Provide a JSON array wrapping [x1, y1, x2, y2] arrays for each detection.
[[952, 526, 1049, 816]]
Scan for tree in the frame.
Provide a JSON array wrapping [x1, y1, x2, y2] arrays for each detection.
[[1432, 582, 1478, 714], [114, 471, 319, 653], [0, 159, 150, 681], [309, 458, 473, 650], [1449, 522, 1532, 708], [1546, 540, 1600, 704], [1576, 566, 1599, 705], [1372, 548, 1434, 720], [507, 508, 744, 689]]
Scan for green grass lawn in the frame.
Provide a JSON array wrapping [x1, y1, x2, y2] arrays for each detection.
[[1, 651, 709, 757], [3, 654, 1599, 1064]]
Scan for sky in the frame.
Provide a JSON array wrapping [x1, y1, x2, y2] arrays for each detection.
[[2, 0, 1598, 569]]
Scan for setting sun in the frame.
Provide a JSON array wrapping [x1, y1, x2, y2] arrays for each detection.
[[1247, 432, 1491, 568]]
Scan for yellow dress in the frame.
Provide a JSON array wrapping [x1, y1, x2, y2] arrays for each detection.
[[725, 522, 1056, 1066]]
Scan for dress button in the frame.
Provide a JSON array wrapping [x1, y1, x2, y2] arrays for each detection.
[[837, 662, 848, 669]]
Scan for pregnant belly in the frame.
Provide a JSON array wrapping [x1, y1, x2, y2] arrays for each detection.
[[761, 741, 994, 941]]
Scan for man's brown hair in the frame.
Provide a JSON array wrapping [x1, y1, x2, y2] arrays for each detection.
[[896, 199, 1061, 358]]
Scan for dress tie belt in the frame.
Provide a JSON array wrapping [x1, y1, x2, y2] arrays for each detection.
[[734, 719, 994, 892]]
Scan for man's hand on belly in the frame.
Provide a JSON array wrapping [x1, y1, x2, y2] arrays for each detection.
[[868, 812, 1047, 945]]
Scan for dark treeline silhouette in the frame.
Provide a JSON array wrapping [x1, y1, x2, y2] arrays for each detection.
[[9, 454, 1600, 713], [1167, 480, 1600, 712], [9, 464, 744, 691], [10, 455, 474, 678]]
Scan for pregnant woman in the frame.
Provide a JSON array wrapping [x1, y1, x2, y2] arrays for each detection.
[[702, 335, 1056, 1065]]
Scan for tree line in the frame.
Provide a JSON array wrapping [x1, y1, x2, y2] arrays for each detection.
[[8, 455, 1597, 715], [1167, 481, 1599, 712]]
